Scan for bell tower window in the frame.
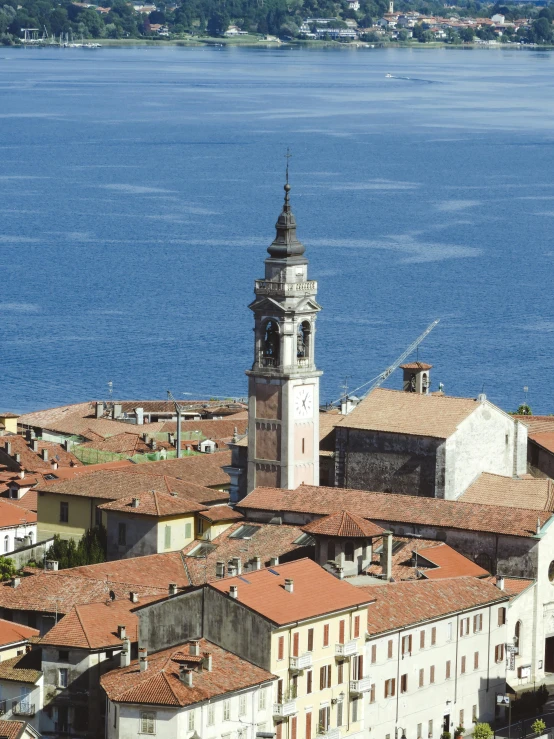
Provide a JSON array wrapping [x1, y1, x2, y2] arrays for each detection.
[[297, 321, 311, 364], [262, 320, 280, 367]]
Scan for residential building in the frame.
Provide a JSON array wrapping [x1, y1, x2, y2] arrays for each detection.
[[0, 413, 20, 435], [334, 389, 528, 499], [101, 638, 277, 739], [0, 436, 81, 474], [136, 559, 373, 739], [360, 578, 508, 737], [0, 650, 43, 732], [0, 718, 41, 739], [0, 619, 39, 661], [0, 500, 37, 555]]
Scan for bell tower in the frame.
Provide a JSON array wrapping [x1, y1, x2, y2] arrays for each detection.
[[245, 181, 322, 494]]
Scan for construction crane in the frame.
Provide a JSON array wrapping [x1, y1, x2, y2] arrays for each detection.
[[167, 390, 185, 459], [331, 318, 440, 406]]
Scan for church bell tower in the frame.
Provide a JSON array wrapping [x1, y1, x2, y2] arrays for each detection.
[[246, 181, 322, 493]]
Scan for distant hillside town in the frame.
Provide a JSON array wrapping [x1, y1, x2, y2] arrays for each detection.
[[2, 182, 554, 739]]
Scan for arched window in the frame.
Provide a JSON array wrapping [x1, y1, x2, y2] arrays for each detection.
[[327, 541, 335, 562], [262, 320, 280, 367], [4, 535, 8, 553], [345, 541, 354, 562], [515, 621, 522, 652], [475, 552, 492, 572], [422, 373, 429, 391], [297, 321, 311, 361]]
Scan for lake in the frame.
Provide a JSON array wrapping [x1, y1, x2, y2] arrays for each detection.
[[1, 44, 554, 414]]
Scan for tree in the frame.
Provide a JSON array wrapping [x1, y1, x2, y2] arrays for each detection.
[[207, 8, 230, 35], [533, 16, 552, 42], [45, 526, 106, 570], [473, 724, 493, 739], [459, 26, 474, 41], [516, 404, 532, 416], [0, 556, 16, 582]]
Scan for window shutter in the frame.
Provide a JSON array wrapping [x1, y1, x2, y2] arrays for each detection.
[[392, 678, 396, 696], [461, 656, 466, 674], [306, 712, 312, 739], [308, 628, 314, 652], [337, 663, 343, 684], [431, 627, 436, 645], [277, 679, 283, 703], [459, 620, 463, 637], [291, 717, 297, 739], [278, 636, 284, 660], [370, 684, 375, 703], [409, 634, 412, 653], [293, 632, 299, 657], [319, 708, 325, 732], [446, 661, 451, 679], [164, 525, 171, 549], [430, 665, 435, 684], [474, 652, 479, 669], [320, 667, 325, 691], [371, 644, 377, 663], [354, 615, 360, 638], [323, 624, 329, 647], [307, 670, 312, 694], [277, 724, 283, 739], [358, 655, 364, 679], [339, 620, 345, 644], [388, 640, 393, 658], [327, 665, 332, 688], [337, 701, 343, 727], [420, 631, 425, 649], [419, 669, 424, 687]]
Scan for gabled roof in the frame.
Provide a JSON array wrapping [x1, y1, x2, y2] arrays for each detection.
[[0, 499, 36, 528], [0, 618, 39, 647], [0, 435, 81, 473], [362, 577, 509, 636], [483, 576, 535, 599], [239, 485, 548, 538], [101, 638, 275, 707], [415, 543, 489, 580], [514, 415, 554, 434], [160, 419, 248, 441], [0, 651, 42, 684], [529, 432, 554, 456], [399, 362, 432, 370], [121, 451, 232, 489], [198, 505, 243, 523], [0, 720, 27, 739], [460, 472, 554, 511], [302, 510, 385, 538], [210, 558, 372, 626], [98, 491, 207, 518], [336, 388, 481, 439]]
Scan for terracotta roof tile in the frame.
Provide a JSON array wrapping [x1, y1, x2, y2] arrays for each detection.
[[483, 576, 535, 599], [101, 638, 275, 707], [160, 419, 248, 440], [0, 618, 39, 646], [210, 558, 372, 626], [0, 720, 26, 739], [399, 362, 433, 370], [0, 489, 37, 512], [239, 485, 548, 538], [198, 505, 243, 523], [514, 416, 554, 434], [460, 473, 554, 511], [122, 452, 232, 489], [0, 499, 36, 527], [336, 388, 481, 438], [98, 491, 207, 517], [529, 432, 554, 456], [362, 577, 509, 636], [302, 510, 385, 538], [0, 652, 42, 684], [0, 435, 82, 473]]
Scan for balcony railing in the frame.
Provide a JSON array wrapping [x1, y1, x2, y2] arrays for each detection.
[[350, 677, 372, 695], [12, 701, 35, 717], [317, 729, 341, 739], [255, 280, 317, 296], [273, 700, 297, 718], [335, 640, 358, 658], [297, 357, 310, 367], [290, 652, 313, 671]]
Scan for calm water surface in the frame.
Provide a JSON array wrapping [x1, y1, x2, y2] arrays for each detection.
[[1, 45, 554, 413]]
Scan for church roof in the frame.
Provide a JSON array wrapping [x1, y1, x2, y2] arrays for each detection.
[[302, 510, 385, 538], [399, 362, 432, 370], [267, 183, 306, 260]]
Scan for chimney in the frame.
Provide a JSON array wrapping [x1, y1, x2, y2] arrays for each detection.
[[113, 403, 122, 419], [138, 647, 148, 672], [4, 442, 11, 455], [478, 393, 487, 403], [30, 439, 38, 453], [41, 448, 48, 462], [168, 433, 175, 445], [227, 563, 237, 577], [117, 625, 126, 639], [231, 557, 242, 575], [190, 640, 201, 657], [229, 585, 238, 599], [120, 637, 131, 667], [50, 459, 58, 470], [135, 407, 144, 425], [25, 429, 32, 442], [169, 583, 178, 596], [130, 592, 139, 603], [14, 453, 20, 464], [95, 401, 104, 418], [336, 565, 344, 580], [253, 556, 262, 571], [216, 561, 225, 578], [380, 531, 393, 582], [496, 575, 505, 591], [18, 470, 25, 479], [284, 578, 294, 593], [11, 577, 20, 588], [202, 652, 213, 671], [269, 556, 279, 566], [142, 432, 148, 442], [131, 498, 140, 508], [150, 438, 157, 451], [46, 560, 59, 571], [180, 666, 193, 686], [64, 439, 71, 452]]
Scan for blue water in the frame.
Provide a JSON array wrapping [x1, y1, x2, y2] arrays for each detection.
[[1, 45, 554, 414]]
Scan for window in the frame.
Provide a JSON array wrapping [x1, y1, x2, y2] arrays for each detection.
[[400, 674, 408, 693], [118, 522, 126, 546], [277, 724, 283, 739], [498, 607, 506, 626], [320, 665, 331, 690], [419, 668, 424, 688], [460, 617, 470, 637], [495, 644, 505, 663], [461, 656, 466, 674], [185, 523, 192, 539], [446, 661, 451, 680], [207, 704, 215, 726], [291, 675, 298, 699], [113, 705, 117, 730], [223, 700, 230, 721], [515, 620, 522, 651], [337, 701, 343, 727], [278, 636, 285, 660], [306, 670, 313, 694], [58, 650, 69, 661], [387, 639, 393, 659], [384, 678, 396, 698], [239, 694, 247, 716], [337, 663, 343, 684], [277, 680, 283, 703], [327, 541, 335, 561], [472, 706, 477, 722], [318, 706, 330, 732], [418, 724, 422, 739], [369, 684, 375, 703], [351, 698, 359, 723], [352, 655, 363, 681], [354, 615, 360, 638], [430, 665, 435, 684], [293, 632, 300, 657], [186, 542, 216, 558], [429, 720, 433, 738], [3, 535, 8, 553], [58, 668, 68, 688], [323, 624, 329, 648], [459, 710, 464, 727], [345, 542, 354, 562], [229, 524, 261, 540], [371, 644, 377, 664], [308, 628, 314, 652], [447, 622, 453, 641], [258, 689, 266, 710], [291, 717, 297, 739], [339, 620, 345, 644], [302, 438, 305, 454], [60, 502, 69, 523], [140, 711, 156, 734], [401, 634, 412, 656], [474, 652, 479, 670], [164, 525, 172, 549], [188, 711, 195, 731], [474, 613, 483, 633], [306, 711, 312, 739], [420, 630, 425, 649]]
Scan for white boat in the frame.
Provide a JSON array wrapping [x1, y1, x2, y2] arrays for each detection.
[[385, 73, 393, 78]]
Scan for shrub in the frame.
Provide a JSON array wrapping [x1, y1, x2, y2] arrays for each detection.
[[473, 724, 493, 739], [532, 720, 546, 736], [0, 556, 16, 581]]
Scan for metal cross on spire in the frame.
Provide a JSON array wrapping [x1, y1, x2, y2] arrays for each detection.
[[285, 147, 292, 185]]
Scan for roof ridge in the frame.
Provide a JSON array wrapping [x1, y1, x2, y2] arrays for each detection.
[[73, 605, 92, 649], [160, 663, 182, 704]]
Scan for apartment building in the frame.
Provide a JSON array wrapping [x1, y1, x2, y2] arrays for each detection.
[[359, 578, 509, 739]]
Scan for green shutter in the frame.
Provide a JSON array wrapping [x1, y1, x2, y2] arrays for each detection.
[[165, 525, 171, 549]]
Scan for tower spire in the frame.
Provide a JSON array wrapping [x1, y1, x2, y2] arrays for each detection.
[[267, 151, 305, 260]]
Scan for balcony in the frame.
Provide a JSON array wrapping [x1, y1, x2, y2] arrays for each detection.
[[255, 280, 317, 297], [335, 640, 358, 658], [273, 700, 297, 719], [290, 652, 313, 671], [350, 677, 372, 695], [12, 701, 35, 717], [317, 729, 341, 739]]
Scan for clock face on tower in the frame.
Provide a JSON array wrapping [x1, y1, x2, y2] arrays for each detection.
[[294, 385, 314, 419]]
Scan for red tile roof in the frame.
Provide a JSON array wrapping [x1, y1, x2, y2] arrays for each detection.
[[160, 419, 248, 441], [0, 618, 39, 647], [98, 491, 207, 517], [529, 432, 554, 456], [101, 638, 275, 707], [239, 485, 548, 538], [0, 435, 81, 473], [0, 652, 42, 684], [460, 472, 554, 511], [210, 558, 372, 626], [122, 451, 232, 489], [362, 577, 509, 636], [514, 416, 554, 434], [483, 576, 535, 599], [302, 510, 385, 538], [0, 720, 26, 739], [416, 543, 489, 579], [0, 499, 36, 527], [198, 505, 243, 523], [399, 362, 433, 370]]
